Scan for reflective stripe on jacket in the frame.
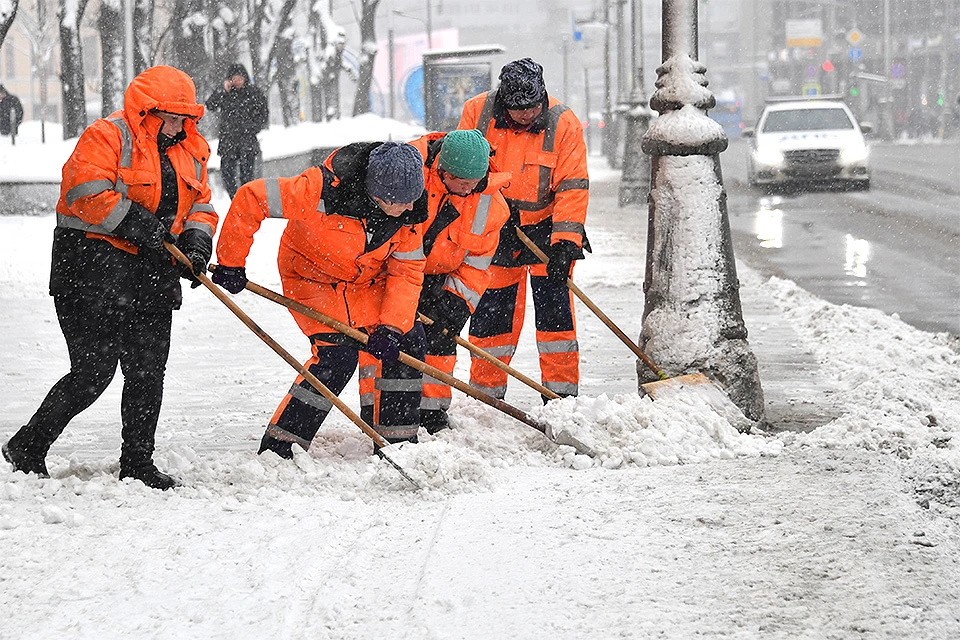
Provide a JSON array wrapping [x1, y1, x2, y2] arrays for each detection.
[[408, 132, 512, 312], [55, 66, 216, 254], [458, 90, 589, 248]]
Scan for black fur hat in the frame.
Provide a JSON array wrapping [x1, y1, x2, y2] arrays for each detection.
[[497, 58, 546, 109]]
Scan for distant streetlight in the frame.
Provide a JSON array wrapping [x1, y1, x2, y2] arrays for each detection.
[[392, 6, 432, 49]]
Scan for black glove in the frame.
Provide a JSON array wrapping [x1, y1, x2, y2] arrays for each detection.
[[366, 326, 403, 362], [175, 228, 213, 289], [420, 289, 470, 335], [211, 265, 248, 294], [545, 240, 580, 283], [113, 204, 170, 252]]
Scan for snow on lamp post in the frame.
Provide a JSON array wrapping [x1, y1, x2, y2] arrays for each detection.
[[639, 0, 765, 422]]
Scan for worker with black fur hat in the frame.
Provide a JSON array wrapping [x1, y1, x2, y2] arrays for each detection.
[[205, 63, 269, 198], [457, 58, 590, 402]]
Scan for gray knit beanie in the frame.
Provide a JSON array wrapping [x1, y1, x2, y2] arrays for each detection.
[[365, 142, 425, 203]]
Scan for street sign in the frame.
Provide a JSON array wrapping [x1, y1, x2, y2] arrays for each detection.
[[890, 62, 906, 78], [846, 29, 863, 46], [786, 19, 822, 47], [805, 65, 818, 78], [802, 83, 821, 96], [849, 47, 863, 61]]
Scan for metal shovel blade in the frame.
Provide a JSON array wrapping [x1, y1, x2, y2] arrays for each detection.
[[543, 423, 598, 458], [375, 446, 422, 490]]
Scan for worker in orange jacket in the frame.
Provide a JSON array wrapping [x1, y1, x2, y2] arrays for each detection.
[[213, 142, 427, 457], [2, 66, 217, 490], [357, 129, 511, 434], [458, 58, 590, 401]]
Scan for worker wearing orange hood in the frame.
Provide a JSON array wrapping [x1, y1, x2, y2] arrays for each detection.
[[2, 66, 217, 490]]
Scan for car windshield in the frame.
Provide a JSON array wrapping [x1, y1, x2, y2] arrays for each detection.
[[761, 108, 854, 133]]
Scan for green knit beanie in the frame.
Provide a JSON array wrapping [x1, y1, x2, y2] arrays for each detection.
[[438, 129, 490, 179]]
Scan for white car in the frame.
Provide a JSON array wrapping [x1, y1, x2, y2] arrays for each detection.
[[744, 99, 871, 190]]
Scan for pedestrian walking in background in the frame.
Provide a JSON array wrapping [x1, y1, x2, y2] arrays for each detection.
[[213, 142, 427, 458], [205, 64, 269, 198], [1, 66, 218, 490], [0, 84, 24, 137], [360, 129, 511, 434], [458, 58, 590, 401]]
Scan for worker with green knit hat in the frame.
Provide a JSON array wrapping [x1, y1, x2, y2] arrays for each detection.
[[357, 129, 513, 435]]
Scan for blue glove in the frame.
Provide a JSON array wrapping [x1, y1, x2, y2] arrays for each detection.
[[211, 265, 248, 294], [366, 326, 402, 362], [545, 240, 580, 283]]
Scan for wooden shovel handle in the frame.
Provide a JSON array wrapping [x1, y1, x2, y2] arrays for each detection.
[[418, 313, 560, 400], [514, 228, 666, 380], [164, 244, 390, 449], [243, 279, 552, 436]]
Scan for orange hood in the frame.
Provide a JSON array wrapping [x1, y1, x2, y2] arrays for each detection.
[[123, 65, 205, 128]]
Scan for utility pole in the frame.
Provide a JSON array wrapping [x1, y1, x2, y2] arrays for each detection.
[[426, 0, 433, 49], [388, 27, 396, 118], [639, 0, 765, 423], [124, 0, 134, 84], [881, 0, 894, 139], [602, 0, 613, 159], [618, 0, 652, 206], [610, 0, 628, 168]]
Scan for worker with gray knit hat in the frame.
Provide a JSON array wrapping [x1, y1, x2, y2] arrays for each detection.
[[458, 58, 590, 402], [359, 129, 511, 434], [213, 140, 428, 458]]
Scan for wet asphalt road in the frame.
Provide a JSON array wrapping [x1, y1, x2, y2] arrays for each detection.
[[720, 139, 960, 335]]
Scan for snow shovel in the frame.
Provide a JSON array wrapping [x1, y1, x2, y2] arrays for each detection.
[[237, 277, 597, 457], [417, 313, 561, 402], [514, 229, 753, 429], [165, 244, 420, 489]]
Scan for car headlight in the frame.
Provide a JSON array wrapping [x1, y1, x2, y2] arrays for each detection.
[[754, 146, 784, 167], [840, 143, 869, 164]]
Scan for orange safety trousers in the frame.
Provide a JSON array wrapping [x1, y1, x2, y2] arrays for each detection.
[[359, 338, 457, 417], [467, 262, 579, 400]]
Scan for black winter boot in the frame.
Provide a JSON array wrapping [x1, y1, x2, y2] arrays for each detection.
[[420, 409, 449, 435], [2, 439, 50, 478], [257, 433, 294, 459], [119, 462, 182, 490]]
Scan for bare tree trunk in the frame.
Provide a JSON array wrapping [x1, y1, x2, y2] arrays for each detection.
[[308, 0, 344, 121], [352, 0, 381, 116], [169, 0, 212, 98], [248, 0, 266, 88], [59, 0, 90, 139], [274, 35, 298, 126], [0, 0, 19, 51], [249, 0, 296, 119], [133, 0, 156, 73], [208, 0, 242, 86], [99, 0, 125, 117]]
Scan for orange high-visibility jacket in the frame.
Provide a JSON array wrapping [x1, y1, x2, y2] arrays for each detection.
[[408, 132, 512, 312], [216, 143, 427, 335], [458, 90, 589, 249], [55, 66, 217, 253]]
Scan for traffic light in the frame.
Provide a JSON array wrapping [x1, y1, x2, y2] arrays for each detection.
[[850, 86, 860, 98], [822, 60, 835, 73], [937, 92, 945, 107]]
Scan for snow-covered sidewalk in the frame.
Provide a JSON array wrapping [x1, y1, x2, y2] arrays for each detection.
[[2, 153, 960, 638]]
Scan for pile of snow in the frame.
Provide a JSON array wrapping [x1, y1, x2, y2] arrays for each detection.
[[757, 274, 960, 518]]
